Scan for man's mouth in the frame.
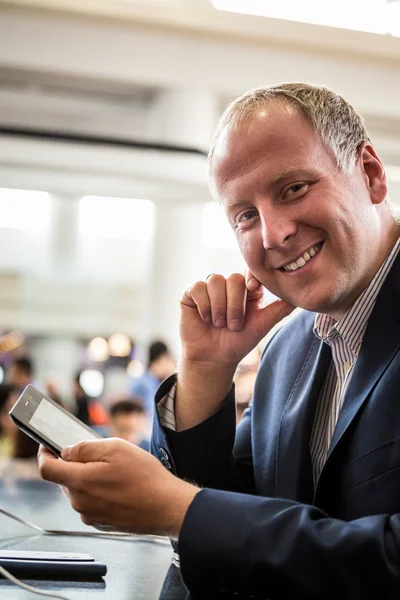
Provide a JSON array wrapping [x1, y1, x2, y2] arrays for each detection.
[[280, 242, 324, 272]]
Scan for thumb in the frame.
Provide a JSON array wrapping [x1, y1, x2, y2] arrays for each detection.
[[255, 299, 296, 338], [61, 439, 109, 463]]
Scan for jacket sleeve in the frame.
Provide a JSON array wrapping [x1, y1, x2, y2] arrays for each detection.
[[150, 374, 255, 493], [178, 487, 400, 599]]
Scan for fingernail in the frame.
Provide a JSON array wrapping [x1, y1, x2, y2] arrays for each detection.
[[61, 447, 71, 460], [204, 313, 212, 323], [229, 319, 243, 331], [215, 317, 226, 327]]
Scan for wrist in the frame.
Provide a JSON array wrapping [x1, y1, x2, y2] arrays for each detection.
[[179, 357, 236, 394], [176, 359, 235, 431], [161, 479, 200, 540]]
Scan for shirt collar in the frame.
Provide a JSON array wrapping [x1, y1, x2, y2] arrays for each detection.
[[314, 236, 400, 352]]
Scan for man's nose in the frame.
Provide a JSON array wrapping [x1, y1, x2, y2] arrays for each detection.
[[260, 209, 297, 250]]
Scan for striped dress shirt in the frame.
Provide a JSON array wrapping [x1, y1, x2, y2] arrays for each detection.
[[158, 238, 400, 486], [310, 236, 400, 483]]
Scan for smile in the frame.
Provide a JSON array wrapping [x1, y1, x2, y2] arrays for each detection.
[[281, 242, 323, 272]]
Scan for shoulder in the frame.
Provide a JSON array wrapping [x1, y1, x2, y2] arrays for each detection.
[[131, 372, 153, 391], [261, 308, 317, 363]]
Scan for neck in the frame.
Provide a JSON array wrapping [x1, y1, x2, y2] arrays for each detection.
[[328, 218, 400, 321]]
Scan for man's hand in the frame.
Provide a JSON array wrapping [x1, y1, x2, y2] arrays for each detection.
[[38, 439, 199, 539], [176, 272, 295, 430], [180, 272, 294, 367]]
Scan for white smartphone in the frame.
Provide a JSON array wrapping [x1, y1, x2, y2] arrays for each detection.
[[9, 384, 102, 457]]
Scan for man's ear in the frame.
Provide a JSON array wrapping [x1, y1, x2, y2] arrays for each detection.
[[358, 143, 388, 205]]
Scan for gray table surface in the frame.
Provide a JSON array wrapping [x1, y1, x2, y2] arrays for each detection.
[[0, 478, 175, 599]]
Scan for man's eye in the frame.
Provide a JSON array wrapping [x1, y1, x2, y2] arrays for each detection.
[[284, 183, 308, 197], [237, 209, 257, 224]]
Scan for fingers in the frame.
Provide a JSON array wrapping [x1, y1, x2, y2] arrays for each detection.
[[207, 274, 227, 327], [37, 445, 55, 462], [61, 438, 116, 463], [38, 440, 123, 488], [38, 445, 87, 487], [245, 267, 262, 292], [183, 281, 212, 322], [225, 274, 246, 331], [184, 274, 249, 331]]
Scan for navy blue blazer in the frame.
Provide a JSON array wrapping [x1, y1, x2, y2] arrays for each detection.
[[152, 253, 400, 599]]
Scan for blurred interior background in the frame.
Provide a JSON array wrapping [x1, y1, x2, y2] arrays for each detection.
[[0, 0, 399, 412]]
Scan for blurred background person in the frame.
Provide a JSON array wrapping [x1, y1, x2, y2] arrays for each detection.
[[0, 383, 40, 478], [0, 383, 18, 457], [129, 341, 176, 425], [8, 356, 34, 393], [73, 371, 91, 425], [109, 398, 149, 451]]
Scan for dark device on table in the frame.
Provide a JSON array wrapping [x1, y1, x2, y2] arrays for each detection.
[[9, 384, 102, 457], [0, 550, 107, 579]]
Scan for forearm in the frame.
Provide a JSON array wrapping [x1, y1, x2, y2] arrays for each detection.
[[179, 489, 400, 599], [175, 358, 236, 431]]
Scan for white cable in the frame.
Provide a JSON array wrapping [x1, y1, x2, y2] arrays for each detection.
[[0, 507, 169, 544], [0, 564, 71, 600], [0, 506, 171, 598], [1, 507, 43, 532]]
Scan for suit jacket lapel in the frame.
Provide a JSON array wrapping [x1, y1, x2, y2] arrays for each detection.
[[324, 255, 400, 468], [276, 338, 331, 504]]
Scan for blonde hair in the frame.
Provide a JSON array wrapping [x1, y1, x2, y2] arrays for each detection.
[[208, 82, 371, 174]]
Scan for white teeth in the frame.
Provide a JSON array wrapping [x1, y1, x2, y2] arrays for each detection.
[[283, 243, 321, 272], [296, 257, 306, 268]]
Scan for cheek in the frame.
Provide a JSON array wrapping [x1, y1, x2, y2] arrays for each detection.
[[237, 233, 263, 267]]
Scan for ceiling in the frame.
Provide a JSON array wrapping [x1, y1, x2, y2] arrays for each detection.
[[2, 0, 400, 63]]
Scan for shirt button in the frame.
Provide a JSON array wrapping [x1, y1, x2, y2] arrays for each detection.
[[344, 361, 351, 373]]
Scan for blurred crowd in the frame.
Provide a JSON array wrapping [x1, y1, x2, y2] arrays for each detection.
[[0, 340, 260, 480]]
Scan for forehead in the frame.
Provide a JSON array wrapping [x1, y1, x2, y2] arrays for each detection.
[[211, 104, 333, 197]]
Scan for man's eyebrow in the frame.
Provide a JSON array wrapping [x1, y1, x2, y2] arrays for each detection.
[[224, 198, 249, 214], [271, 168, 313, 185]]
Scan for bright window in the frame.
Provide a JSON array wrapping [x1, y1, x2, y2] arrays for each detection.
[[0, 188, 51, 232], [79, 196, 155, 241], [211, 0, 400, 37], [202, 201, 237, 249]]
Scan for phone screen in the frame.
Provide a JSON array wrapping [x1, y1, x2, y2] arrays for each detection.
[[29, 397, 99, 448]]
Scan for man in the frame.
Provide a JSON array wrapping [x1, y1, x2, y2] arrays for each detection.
[[129, 340, 176, 423], [8, 356, 33, 392], [109, 398, 149, 450], [73, 372, 92, 426], [38, 83, 400, 599]]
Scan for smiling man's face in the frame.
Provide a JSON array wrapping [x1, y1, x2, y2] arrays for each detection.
[[211, 102, 389, 319]]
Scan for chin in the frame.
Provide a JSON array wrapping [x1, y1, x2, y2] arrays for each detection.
[[286, 291, 340, 316]]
